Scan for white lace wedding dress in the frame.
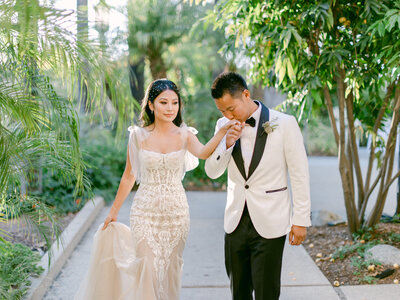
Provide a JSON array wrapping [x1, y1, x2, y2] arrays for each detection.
[[74, 124, 198, 300]]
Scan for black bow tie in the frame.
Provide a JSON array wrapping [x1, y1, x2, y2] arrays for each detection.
[[245, 117, 256, 127]]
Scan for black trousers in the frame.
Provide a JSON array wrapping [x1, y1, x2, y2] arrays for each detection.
[[225, 203, 286, 300]]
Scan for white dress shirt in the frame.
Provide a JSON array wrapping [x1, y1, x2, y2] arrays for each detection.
[[241, 101, 261, 176]]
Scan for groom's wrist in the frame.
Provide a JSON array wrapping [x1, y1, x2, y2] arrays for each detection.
[[215, 135, 233, 155], [225, 139, 234, 150], [225, 143, 234, 152], [226, 138, 235, 149]]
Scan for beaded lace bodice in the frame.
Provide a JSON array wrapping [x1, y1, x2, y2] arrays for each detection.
[[139, 149, 185, 185]]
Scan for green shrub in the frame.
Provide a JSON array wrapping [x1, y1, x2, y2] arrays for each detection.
[[80, 124, 126, 204], [31, 168, 85, 214], [332, 225, 400, 262], [350, 256, 381, 270], [30, 122, 126, 212], [0, 241, 44, 299], [359, 275, 378, 284]]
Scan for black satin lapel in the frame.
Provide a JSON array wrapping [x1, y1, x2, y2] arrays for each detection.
[[247, 104, 270, 180], [232, 139, 246, 180]]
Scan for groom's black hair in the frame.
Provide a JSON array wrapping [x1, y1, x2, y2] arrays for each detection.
[[211, 72, 248, 99]]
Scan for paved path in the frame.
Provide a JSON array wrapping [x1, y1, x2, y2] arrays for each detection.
[[43, 152, 400, 299], [309, 149, 398, 219], [43, 192, 338, 300]]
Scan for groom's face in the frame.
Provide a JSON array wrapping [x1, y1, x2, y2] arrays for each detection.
[[215, 90, 251, 122]]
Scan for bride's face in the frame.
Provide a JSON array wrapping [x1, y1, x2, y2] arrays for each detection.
[[149, 90, 179, 123]]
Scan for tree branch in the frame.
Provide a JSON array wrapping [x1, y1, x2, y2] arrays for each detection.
[[364, 82, 395, 192], [347, 131, 355, 202], [323, 85, 339, 146], [383, 169, 400, 195], [345, 92, 364, 210], [365, 89, 400, 227], [359, 167, 382, 222], [337, 67, 359, 232], [381, 95, 400, 196], [366, 139, 396, 227]]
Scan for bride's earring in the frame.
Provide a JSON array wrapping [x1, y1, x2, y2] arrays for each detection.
[[148, 101, 154, 115]]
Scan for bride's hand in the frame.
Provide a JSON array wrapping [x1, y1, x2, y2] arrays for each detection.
[[221, 119, 241, 133], [102, 208, 118, 230]]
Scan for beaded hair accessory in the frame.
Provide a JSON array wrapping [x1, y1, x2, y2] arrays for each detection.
[[148, 79, 179, 101]]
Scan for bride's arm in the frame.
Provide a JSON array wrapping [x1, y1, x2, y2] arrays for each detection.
[[102, 148, 136, 230], [187, 120, 238, 160]]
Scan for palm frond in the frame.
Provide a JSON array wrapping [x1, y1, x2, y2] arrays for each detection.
[[0, 0, 132, 260]]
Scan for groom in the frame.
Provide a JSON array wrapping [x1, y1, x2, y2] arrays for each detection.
[[205, 72, 311, 300]]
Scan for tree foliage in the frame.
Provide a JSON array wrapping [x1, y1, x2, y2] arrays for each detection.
[[127, 0, 194, 80], [0, 0, 130, 255], [209, 0, 400, 233]]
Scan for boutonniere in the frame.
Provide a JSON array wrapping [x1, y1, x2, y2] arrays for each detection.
[[262, 117, 278, 134]]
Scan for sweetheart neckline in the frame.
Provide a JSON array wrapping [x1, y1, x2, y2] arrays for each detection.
[[140, 148, 185, 155]]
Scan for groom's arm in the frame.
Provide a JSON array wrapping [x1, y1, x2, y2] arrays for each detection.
[[205, 118, 234, 179], [284, 116, 312, 228], [284, 116, 311, 245]]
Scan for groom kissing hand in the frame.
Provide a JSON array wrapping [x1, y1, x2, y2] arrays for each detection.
[[205, 72, 311, 300], [225, 122, 244, 149]]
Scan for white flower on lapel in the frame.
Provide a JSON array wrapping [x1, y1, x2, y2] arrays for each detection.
[[262, 117, 278, 134]]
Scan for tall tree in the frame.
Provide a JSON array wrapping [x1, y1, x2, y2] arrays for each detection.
[[210, 0, 400, 234], [127, 0, 193, 103]]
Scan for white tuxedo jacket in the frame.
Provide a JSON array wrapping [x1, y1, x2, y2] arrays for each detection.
[[205, 103, 311, 239]]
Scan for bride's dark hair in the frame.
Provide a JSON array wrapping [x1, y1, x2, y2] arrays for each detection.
[[139, 79, 183, 127]]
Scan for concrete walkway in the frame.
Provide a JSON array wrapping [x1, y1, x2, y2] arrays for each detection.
[[309, 149, 398, 219], [43, 192, 339, 300], [42, 151, 400, 299]]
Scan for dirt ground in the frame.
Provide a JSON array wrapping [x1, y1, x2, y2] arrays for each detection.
[[304, 223, 400, 285], [0, 212, 77, 255]]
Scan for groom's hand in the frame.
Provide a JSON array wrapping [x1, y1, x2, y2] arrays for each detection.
[[226, 122, 244, 149], [289, 225, 307, 246]]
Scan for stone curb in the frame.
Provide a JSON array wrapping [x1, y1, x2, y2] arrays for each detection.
[[24, 196, 105, 300]]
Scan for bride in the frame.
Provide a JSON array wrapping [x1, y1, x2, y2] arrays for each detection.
[[74, 79, 237, 300]]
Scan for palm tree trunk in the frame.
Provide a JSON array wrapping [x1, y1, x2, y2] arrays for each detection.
[[149, 53, 167, 79], [129, 57, 145, 104]]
